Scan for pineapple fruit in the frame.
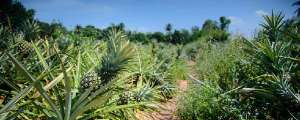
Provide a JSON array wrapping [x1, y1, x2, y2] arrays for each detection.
[[80, 71, 101, 90], [17, 40, 32, 57], [117, 92, 131, 105]]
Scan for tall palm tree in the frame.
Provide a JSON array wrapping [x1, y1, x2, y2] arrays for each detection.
[[165, 23, 172, 33], [219, 16, 231, 31], [165, 23, 173, 42], [74, 24, 82, 35]]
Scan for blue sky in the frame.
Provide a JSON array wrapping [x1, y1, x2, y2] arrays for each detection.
[[21, 0, 296, 37]]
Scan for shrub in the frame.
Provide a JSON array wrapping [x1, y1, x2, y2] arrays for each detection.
[[177, 81, 243, 120], [169, 59, 188, 81]]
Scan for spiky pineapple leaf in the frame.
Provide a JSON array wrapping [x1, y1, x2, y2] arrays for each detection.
[[5, 53, 63, 120], [0, 83, 34, 113]]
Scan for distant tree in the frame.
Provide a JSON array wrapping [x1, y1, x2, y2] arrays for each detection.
[[75, 24, 82, 35], [81, 25, 100, 39], [219, 16, 231, 31], [209, 30, 230, 42], [104, 23, 125, 33], [37, 21, 52, 38], [49, 22, 67, 39], [191, 26, 200, 33], [202, 19, 218, 31], [171, 30, 182, 44], [128, 32, 149, 43], [165, 23, 173, 32], [150, 32, 165, 42], [180, 29, 191, 44], [190, 26, 202, 42], [165, 23, 173, 42], [0, 0, 35, 30], [171, 29, 190, 44], [108, 23, 125, 31], [117, 22, 125, 31], [293, 0, 300, 17], [201, 18, 230, 42]]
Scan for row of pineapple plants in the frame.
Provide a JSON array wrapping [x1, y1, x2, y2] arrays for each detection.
[[0, 20, 182, 119]]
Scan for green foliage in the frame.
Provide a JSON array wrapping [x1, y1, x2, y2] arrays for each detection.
[[201, 16, 231, 42], [171, 29, 191, 44], [2, 1, 300, 119], [0, 0, 35, 30], [293, 0, 300, 16], [177, 81, 243, 120], [202, 19, 219, 31], [165, 23, 173, 33], [206, 29, 230, 42], [20, 19, 41, 41], [126, 42, 179, 100], [178, 11, 300, 120], [0, 29, 170, 120], [197, 39, 244, 90], [169, 59, 188, 80], [0, 25, 12, 50], [73, 25, 101, 40], [96, 29, 134, 85], [128, 31, 150, 43], [240, 37, 300, 119], [220, 16, 231, 31], [261, 11, 285, 42]]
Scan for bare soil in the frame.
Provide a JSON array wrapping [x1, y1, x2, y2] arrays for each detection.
[[136, 80, 188, 120]]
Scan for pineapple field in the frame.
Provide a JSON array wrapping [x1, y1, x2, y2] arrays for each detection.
[[0, 0, 300, 120]]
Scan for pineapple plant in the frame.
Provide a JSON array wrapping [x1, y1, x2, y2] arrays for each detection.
[[0, 29, 139, 120], [21, 20, 41, 41], [96, 29, 134, 85], [0, 26, 11, 51]]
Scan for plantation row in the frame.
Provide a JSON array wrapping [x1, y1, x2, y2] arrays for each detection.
[[1, 0, 300, 119]]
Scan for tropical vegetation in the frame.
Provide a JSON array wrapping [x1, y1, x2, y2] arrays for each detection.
[[0, 0, 299, 120]]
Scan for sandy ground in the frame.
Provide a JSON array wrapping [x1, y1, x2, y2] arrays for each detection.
[[136, 80, 188, 120]]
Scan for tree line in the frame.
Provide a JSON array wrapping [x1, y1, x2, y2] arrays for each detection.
[[0, 0, 233, 47]]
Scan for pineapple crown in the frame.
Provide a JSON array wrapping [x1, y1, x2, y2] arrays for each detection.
[[96, 29, 134, 85]]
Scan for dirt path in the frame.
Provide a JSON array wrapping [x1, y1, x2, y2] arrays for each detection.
[[136, 80, 188, 120], [136, 60, 196, 120], [186, 60, 197, 79]]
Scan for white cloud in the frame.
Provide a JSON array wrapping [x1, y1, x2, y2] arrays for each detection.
[[256, 10, 269, 16], [228, 16, 244, 25], [227, 16, 254, 38], [127, 26, 153, 32]]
